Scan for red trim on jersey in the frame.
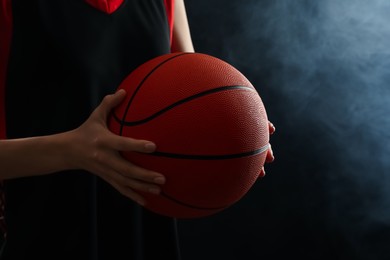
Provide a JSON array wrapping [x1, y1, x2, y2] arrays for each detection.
[[0, 0, 12, 140], [85, 0, 124, 14], [164, 0, 174, 47], [84, 0, 174, 47]]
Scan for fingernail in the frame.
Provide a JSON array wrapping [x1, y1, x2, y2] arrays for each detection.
[[145, 142, 156, 151], [154, 176, 166, 185]]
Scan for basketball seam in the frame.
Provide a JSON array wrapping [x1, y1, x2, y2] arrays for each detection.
[[118, 52, 193, 135], [113, 85, 256, 126], [112, 53, 267, 218], [152, 143, 270, 160]]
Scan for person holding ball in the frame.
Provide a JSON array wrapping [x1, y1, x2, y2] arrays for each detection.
[[0, 0, 275, 259]]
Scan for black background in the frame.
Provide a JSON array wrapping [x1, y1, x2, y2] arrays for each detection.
[[177, 1, 390, 260]]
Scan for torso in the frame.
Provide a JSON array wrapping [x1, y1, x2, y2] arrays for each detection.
[[1, 1, 179, 259]]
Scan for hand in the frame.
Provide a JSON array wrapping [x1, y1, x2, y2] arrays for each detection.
[[259, 121, 275, 178], [66, 90, 164, 205]]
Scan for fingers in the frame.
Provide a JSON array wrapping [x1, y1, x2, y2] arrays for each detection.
[[259, 121, 276, 180], [102, 174, 147, 206], [97, 89, 127, 120], [265, 144, 274, 163], [268, 121, 276, 135], [260, 146, 274, 179], [259, 167, 266, 178], [266, 121, 275, 163], [93, 153, 165, 205], [108, 134, 157, 153], [111, 154, 165, 185], [94, 91, 157, 154], [79, 90, 169, 204], [91, 147, 165, 185]]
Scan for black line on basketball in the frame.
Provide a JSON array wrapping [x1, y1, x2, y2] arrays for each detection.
[[151, 144, 270, 160], [160, 191, 228, 210], [119, 52, 191, 135], [113, 85, 255, 126]]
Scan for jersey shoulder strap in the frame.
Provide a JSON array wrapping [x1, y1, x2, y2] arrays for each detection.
[[164, 0, 174, 46]]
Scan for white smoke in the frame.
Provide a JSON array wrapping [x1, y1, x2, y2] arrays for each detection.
[[184, 1, 390, 259]]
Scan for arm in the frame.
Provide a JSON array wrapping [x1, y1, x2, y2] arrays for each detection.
[[0, 90, 165, 205], [171, 0, 195, 53], [0, 132, 71, 179]]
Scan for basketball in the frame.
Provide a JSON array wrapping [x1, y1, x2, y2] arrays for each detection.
[[108, 52, 270, 218]]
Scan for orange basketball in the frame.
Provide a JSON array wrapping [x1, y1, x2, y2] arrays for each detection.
[[108, 52, 269, 218]]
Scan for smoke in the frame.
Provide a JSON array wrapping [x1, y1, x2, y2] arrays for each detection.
[[244, 1, 390, 258], [184, 0, 390, 259]]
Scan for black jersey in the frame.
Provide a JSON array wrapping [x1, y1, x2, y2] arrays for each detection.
[[0, 0, 180, 259]]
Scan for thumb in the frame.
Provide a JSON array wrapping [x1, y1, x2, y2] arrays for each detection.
[[98, 89, 127, 119]]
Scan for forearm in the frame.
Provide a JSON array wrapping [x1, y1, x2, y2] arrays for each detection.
[[171, 0, 195, 53], [0, 133, 71, 179]]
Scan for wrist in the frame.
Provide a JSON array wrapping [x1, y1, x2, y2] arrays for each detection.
[[56, 130, 80, 171]]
